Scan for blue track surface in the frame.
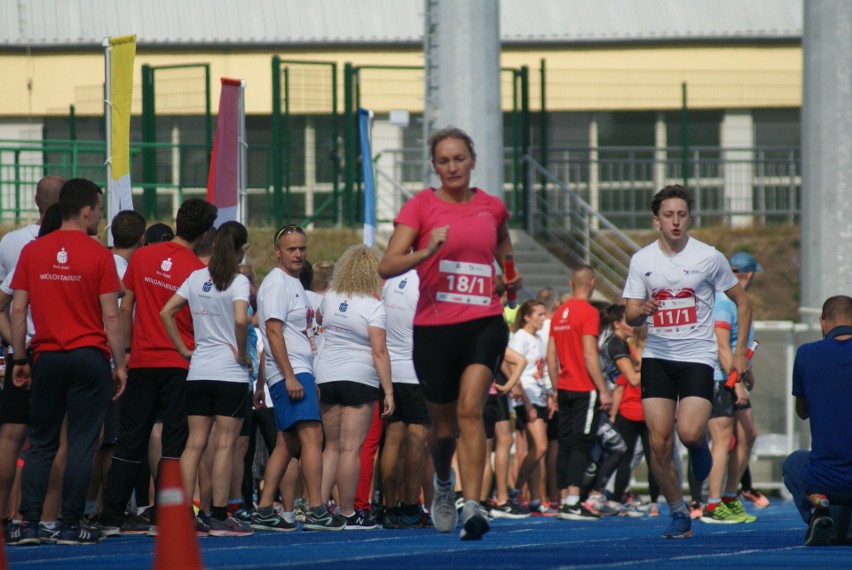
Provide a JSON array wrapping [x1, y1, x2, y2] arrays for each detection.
[[7, 500, 852, 569]]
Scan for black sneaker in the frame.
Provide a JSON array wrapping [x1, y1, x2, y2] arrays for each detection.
[[6, 521, 40, 546], [804, 508, 834, 546], [303, 505, 346, 531], [490, 500, 531, 519], [38, 521, 60, 543], [120, 513, 152, 535], [396, 504, 427, 528], [556, 502, 601, 521], [380, 506, 400, 529], [56, 521, 101, 545], [251, 506, 297, 532], [343, 510, 378, 530], [233, 507, 253, 524]]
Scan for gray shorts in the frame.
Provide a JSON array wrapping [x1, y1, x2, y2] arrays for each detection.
[[710, 381, 734, 419]]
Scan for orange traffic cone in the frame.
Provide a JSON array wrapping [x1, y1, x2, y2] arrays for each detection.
[[153, 458, 203, 570]]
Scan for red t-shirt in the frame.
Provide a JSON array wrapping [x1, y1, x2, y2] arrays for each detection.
[[394, 188, 509, 326], [11, 229, 120, 359], [549, 298, 599, 391], [123, 242, 204, 370], [616, 348, 644, 421]]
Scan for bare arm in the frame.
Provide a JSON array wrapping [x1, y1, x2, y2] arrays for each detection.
[[378, 223, 446, 279], [160, 293, 192, 359], [614, 356, 641, 387], [101, 290, 127, 399], [497, 347, 527, 394], [120, 289, 136, 352], [0, 290, 12, 344], [724, 283, 752, 377], [368, 325, 395, 418], [265, 319, 304, 401], [253, 350, 267, 408], [583, 334, 612, 410], [547, 336, 560, 393], [234, 299, 250, 366], [10, 290, 31, 389], [495, 224, 522, 293], [610, 384, 625, 422], [715, 325, 733, 375], [625, 297, 660, 327]]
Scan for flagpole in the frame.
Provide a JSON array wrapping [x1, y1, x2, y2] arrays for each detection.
[[238, 80, 247, 226], [102, 37, 113, 245], [358, 108, 376, 247]]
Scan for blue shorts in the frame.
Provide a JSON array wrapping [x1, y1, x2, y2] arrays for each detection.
[[268, 372, 321, 431]]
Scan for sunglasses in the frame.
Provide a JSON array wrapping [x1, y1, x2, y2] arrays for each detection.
[[274, 224, 305, 246]]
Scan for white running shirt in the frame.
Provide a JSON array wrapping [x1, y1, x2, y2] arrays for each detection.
[[382, 270, 419, 385], [509, 328, 549, 407], [257, 268, 316, 386], [176, 268, 251, 383], [315, 290, 386, 388], [622, 237, 737, 368]]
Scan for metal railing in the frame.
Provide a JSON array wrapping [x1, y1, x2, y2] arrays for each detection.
[[525, 155, 642, 299]]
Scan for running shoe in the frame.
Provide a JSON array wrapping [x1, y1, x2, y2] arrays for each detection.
[[648, 503, 660, 517], [556, 501, 601, 521], [726, 499, 757, 523], [56, 521, 101, 545], [688, 442, 713, 482], [251, 506, 297, 532], [379, 506, 400, 529], [431, 473, 459, 533], [490, 500, 531, 519], [454, 491, 465, 514], [804, 507, 834, 546], [303, 505, 346, 531], [6, 520, 40, 546], [700, 502, 744, 524], [343, 510, 378, 530], [120, 513, 152, 535], [741, 489, 770, 509], [208, 514, 254, 537], [660, 511, 692, 539], [38, 521, 60, 543], [459, 500, 489, 541], [619, 503, 646, 518], [395, 504, 429, 528], [194, 513, 210, 537], [588, 495, 620, 517], [689, 500, 704, 520], [529, 500, 558, 517], [232, 507, 253, 524]]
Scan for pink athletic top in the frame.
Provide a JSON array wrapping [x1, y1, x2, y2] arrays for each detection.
[[394, 187, 509, 326]]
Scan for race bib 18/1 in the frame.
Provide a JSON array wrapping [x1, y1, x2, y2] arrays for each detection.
[[436, 260, 493, 306]]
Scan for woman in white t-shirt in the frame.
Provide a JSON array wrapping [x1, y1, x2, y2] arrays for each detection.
[[508, 299, 552, 514], [315, 245, 394, 529], [161, 221, 252, 536]]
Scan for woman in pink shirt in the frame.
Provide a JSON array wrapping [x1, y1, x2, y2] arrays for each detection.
[[379, 127, 521, 541]]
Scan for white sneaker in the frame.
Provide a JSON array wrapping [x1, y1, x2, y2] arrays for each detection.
[[431, 473, 459, 533]]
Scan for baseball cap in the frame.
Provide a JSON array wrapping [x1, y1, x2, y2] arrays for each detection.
[[144, 223, 174, 245], [729, 252, 762, 273]]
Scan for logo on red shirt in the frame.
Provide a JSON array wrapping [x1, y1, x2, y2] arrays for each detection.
[[57, 248, 68, 264], [161, 258, 173, 272]]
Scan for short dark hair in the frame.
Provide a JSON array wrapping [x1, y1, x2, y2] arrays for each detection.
[[821, 295, 852, 323], [59, 178, 102, 221], [651, 185, 693, 217], [111, 210, 146, 248], [175, 199, 217, 243]]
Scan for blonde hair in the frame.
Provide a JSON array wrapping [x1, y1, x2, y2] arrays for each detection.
[[331, 244, 382, 297]]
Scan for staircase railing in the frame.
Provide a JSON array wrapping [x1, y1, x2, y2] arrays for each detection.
[[524, 155, 642, 300]]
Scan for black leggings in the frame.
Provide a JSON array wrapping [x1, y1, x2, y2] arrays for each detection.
[[612, 414, 659, 503], [241, 407, 279, 507]]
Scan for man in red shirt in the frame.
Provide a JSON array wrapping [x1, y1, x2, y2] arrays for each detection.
[[98, 198, 217, 535], [547, 265, 612, 520], [9, 178, 127, 545]]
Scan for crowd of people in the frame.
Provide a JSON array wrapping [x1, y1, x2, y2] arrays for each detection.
[[0, 126, 838, 549]]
